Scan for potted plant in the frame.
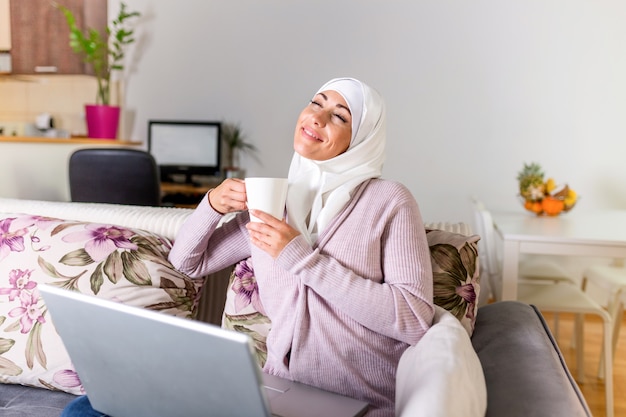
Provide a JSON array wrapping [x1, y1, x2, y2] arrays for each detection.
[[221, 122, 259, 178], [56, 2, 140, 139]]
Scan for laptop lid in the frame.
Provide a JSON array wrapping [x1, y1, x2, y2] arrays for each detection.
[[40, 285, 368, 417]]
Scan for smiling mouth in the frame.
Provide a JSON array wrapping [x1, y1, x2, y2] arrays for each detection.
[[302, 127, 322, 142]]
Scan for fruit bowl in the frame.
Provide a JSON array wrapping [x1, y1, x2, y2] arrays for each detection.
[[517, 162, 578, 216]]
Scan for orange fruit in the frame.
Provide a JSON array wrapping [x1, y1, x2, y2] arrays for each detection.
[[541, 197, 564, 216], [524, 200, 543, 214], [524, 200, 533, 211]]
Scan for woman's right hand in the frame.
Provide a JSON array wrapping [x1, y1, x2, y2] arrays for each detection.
[[207, 178, 247, 214]]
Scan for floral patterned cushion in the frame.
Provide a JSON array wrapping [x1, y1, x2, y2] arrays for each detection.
[[426, 228, 480, 336], [221, 258, 270, 368], [0, 213, 202, 395], [221, 228, 481, 363]]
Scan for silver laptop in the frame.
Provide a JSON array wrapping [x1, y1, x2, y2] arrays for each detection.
[[40, 285, 368, 417]]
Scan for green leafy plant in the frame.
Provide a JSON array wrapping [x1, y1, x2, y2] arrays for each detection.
[[221, 122, 259, 170], [56, 2, 140, 106]]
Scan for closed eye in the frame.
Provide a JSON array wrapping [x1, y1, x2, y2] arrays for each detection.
[[333, 113, 347, 123]]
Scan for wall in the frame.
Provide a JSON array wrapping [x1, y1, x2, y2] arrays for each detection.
[[2, 1, 626, 228], [115, 0, 626, 225]]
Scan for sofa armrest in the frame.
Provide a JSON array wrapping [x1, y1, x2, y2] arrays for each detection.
[[471, 301, 591, 417], [0, 198, 194, 241]]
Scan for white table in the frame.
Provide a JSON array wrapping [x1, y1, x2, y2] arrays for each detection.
[[492, 210, 626, 301]]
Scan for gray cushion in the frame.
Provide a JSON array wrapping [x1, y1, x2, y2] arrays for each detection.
[[472, 301, 591, 417], [0, 384, 76, 417]]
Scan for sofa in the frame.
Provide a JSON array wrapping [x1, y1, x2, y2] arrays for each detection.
[[0, 198, 591, 417]]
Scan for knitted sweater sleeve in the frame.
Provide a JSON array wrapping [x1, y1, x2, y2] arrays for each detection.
[[168, 195, 250, 277], [276, 181, 434, 346]]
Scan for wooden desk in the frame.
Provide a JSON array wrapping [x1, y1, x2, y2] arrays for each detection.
[[160, 182, 216, 208], [492, 210, 626, 300]]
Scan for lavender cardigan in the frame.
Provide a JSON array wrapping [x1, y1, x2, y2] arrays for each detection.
[[169, 179, 434, 416]]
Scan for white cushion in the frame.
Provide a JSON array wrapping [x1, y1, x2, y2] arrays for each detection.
[[395, 306, 487, 417]]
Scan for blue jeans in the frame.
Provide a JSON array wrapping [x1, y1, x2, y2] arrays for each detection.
[[61, 396, 108, 417]]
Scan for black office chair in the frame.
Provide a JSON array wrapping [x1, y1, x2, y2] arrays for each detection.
[[69, 148, 162, 206]]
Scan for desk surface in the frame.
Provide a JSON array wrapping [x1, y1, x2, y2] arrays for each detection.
[[160, 182, 217, 208]]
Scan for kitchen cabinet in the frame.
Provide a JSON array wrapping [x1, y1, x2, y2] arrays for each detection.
[[9, 0, 106, 75], [0, 0, 9, 73], [0, 0, 10, 51]]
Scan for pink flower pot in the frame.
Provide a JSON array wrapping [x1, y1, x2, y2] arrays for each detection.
[[85, 104, 121, 139]]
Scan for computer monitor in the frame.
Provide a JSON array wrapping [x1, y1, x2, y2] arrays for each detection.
[[148, 120, 222, 184]]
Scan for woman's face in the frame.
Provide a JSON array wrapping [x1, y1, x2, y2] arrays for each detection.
[[293, 90, 353, 161]]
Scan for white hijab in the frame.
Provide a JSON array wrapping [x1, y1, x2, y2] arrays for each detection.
[[286, 77, 387, 245]]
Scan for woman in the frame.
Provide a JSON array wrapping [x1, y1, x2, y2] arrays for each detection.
[[61, 78, 434, 417]]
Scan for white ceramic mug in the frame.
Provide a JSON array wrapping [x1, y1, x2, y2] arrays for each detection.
[[245, 177, 289, 223]]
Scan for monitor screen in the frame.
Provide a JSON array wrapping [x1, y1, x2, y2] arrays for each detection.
[[148, 120, 221, 183]]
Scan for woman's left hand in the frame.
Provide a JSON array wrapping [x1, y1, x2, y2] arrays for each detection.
[[246, 210, 300, 258]]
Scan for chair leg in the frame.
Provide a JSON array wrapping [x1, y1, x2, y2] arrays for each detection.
[[572, 277, 591, 350], [575, 313, 585, 383], [601, 314, 614, 417], [598, 296, 623, 379], [612, 301, 623, 358]]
